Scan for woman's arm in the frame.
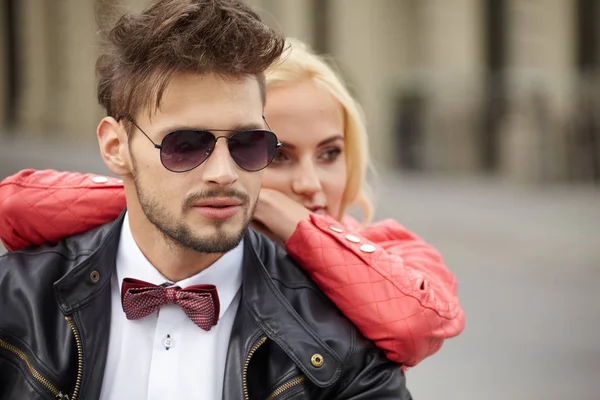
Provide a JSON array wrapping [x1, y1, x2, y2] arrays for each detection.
[[0, 169, 125, 250], [285, 213, 465, 366], [253, 189, 465, 366]]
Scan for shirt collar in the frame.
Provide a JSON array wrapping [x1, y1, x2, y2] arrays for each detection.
[[116, 212, 244, 319]]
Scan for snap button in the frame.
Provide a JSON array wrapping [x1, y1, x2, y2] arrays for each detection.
[[359, 243, 376, 253], [345, 234, 361, 243], [90, 270, 101, 283], [310, 353, 324, 368], [91, 176, 109, 184], [329, 226, 343, 233]]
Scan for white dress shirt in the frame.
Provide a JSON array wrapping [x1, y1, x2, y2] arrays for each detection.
[[99, 213, 244, 400]]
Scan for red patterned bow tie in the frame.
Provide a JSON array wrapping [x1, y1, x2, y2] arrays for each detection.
[[121, 278, 220, 331]]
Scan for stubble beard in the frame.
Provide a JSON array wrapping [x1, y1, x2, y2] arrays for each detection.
[[132, 169, 255, 254]]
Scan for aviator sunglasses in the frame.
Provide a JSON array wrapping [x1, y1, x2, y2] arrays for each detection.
[[116, 114, 281, 173]]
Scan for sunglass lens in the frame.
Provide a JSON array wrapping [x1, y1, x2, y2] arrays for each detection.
[[229, 130, 278, 171], [160, 130, 215, 172]]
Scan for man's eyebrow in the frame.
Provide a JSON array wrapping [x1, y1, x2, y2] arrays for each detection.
[[158, 122, 266, 134], [227, 123, 267, 131]]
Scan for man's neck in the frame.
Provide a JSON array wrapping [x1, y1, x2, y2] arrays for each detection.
[[127, 210, 224, 283]]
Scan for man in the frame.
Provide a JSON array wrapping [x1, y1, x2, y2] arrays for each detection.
[[0, 1, 411, 399]]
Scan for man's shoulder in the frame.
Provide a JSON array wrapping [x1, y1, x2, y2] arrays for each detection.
[[0, 219, 117, 288], [245, 227, 357, 335], [244, 229, 409, 398], [0, 242, 78, 279], [0, 243, 87, 319], [245, 227, 337, 306], [245, 228, 371, 349]]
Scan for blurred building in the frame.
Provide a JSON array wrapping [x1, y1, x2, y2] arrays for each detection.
[[1, 0, 599, 183]]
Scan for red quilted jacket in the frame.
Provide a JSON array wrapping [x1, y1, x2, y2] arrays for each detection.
[[0, 169, 465, 367]]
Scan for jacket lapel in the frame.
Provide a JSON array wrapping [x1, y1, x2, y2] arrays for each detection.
[[54, 211, 126, 398]]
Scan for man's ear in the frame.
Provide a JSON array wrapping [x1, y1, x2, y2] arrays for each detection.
[[97, 117, 132, 176]]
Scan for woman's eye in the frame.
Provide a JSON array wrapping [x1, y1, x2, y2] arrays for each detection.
[[271, 149, 290, 164], [319, 147, 342, 162]]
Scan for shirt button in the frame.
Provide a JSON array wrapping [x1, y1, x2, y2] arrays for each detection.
[[164, 335, 174, 350]]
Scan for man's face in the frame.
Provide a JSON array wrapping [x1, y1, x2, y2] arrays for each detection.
[[125, 72, 265, 253]]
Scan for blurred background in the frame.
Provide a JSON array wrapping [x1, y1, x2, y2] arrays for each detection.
[[0, 0, 599, 399]]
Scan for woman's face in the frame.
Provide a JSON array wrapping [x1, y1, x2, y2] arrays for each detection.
[[263, 80, 347, 219]]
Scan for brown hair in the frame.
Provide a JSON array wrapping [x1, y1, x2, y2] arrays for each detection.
[[96, 0, 286, 119]]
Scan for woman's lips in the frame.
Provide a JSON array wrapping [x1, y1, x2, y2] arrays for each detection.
[[306, 205, 326, 214]]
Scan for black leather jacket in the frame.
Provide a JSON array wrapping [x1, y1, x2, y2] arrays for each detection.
[[0, 213, 411, 399]]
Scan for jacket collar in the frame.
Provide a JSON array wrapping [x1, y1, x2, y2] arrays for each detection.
[[53, 211, 125, 314]]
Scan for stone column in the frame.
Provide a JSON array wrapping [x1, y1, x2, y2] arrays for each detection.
[[244, 0, 313, 45], [49, 0, 103, 143], [501, 0, 576, 182], [15, 0, 52, 136], [416, 0, 485, 173], [273, 0, 314, 46], [328, 0, 412, 168], [0, 3, 7, 128]]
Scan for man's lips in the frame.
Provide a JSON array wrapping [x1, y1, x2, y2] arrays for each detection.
[[192, 198, 243, 220], [193, 198, 242, 208]]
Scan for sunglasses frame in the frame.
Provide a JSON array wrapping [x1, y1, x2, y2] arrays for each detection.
[[116, 114, 281, 173]]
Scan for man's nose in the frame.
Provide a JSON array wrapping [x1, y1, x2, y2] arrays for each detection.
[[200, 138, 239, 186]]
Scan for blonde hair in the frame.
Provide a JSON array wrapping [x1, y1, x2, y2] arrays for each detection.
[[265, 38, 374, 224]]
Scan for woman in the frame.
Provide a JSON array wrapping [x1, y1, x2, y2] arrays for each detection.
[[0, 38, 464, 367]]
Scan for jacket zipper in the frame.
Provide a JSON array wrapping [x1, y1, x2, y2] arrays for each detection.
[[0, 338, 70, 399], [64, 316, 83, 400], [266, 375, 306, 400], [242, 335, 306, 400], [243, 335, 267, 400]]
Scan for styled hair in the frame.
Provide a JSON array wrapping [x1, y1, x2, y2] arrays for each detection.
[[96, 0, 286, 119], [265, 38, 374, 223]]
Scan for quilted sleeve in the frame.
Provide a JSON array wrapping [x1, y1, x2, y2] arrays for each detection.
[[0, 169, 126, 251], [285, 213, 465, 367]]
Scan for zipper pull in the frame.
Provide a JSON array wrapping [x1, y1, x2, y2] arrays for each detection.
[[56, 393, 70, 400]]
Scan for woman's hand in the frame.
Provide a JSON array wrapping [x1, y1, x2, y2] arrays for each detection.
[[252, 189, 312, 244]]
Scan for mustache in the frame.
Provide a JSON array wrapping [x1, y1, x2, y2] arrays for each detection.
[[183, 189, 250, 208]]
